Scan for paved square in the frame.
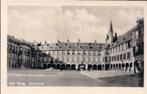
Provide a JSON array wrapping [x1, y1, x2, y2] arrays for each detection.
[[7, 69, 143, 87]]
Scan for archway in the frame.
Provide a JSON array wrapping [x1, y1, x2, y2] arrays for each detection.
[[87, 64, 92, 71], [61, 64, 66, 70], [47, 64, 51, 68], [56, 64, 61, 69], [93, 64, 97, 70], [125, 63, 129, 71], [43, 64, 46, 69], [134, 61, 142, 73], [122, 63, 125, 70], [52, 64, 56, 69], [71, 64, 76, 70], [98, 64, 102, 70], [116, 64, 118, 70], [113, 64, 115, 70], [129, 63, 132, 71], [78, 64, 86, 71], [11, 63, 14, 68], [119, 63, 121, 70], [66, 64, 71, 70], [102, 64, 105, 70], [105, 64, 110, 70]]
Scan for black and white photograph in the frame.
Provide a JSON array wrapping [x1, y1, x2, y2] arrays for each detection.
[[7, 5, 144, 87]]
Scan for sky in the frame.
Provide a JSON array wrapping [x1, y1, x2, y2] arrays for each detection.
[[8, 6, 143, 43]]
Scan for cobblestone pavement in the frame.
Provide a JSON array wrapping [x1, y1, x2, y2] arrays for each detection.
[[7, 69, 143, 87]]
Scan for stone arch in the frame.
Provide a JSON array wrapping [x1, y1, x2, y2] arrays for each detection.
[[125, 63, 129, 71], [113, 64, 115, 70], [56, 64, 61, 69], [93, 64, 97, 70], [102, 64, 105, 70], [129, 62, 133, 71], [71, 64, 76, 70], [11, 63, 14, 68], [110, 64, 112, 70], [61, 64, 66, 70], [134, 60, 143, 73], [87, 64, 92, 71], [98, 64, 102, 70], [66, 64, 71, 70], [118, 63, 121, 70], [43, 64, 46, 69], [47, 64, 51, 68], [78, 64, 86, 71], [115, 64, 118, 70], [52, 64, 56, 69], [122, 63, 125, 70], [105, 64, 110, 70]]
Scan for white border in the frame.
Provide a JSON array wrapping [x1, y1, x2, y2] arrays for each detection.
[[1, 0, 147, 94]]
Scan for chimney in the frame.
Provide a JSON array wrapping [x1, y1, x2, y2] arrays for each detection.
[[67, 39, 69, 43], [94, 40, 97, 43], [115, 33, 117, 38], [45, 41, 47, 44]]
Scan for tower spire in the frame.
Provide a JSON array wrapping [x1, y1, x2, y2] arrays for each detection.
[[106, 20, 114, 44], [109, 20, 113, 33]]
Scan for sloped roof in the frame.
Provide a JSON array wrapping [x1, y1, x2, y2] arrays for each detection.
[[110, 24, 138, 47], [38, 42, 106, 51], [7, 35, 32, 47]]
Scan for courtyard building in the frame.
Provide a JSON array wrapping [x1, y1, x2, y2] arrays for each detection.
[[7, 18, 144, 73]]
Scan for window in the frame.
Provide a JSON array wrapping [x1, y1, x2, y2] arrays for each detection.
[[109, 57, 111, 62], [103, 57, 105, 62], [62, 50, 65, 55], [72, 50, 75, 55], [83, 50, 86, 55], [127, 52, 130, 59], [112, 57, 113, 62], [128, 41, 131, 48], [123, 43, 126, 50], [88, 51, 91, 55], [98, 51, 101, 55], [122, 43, 124, 50], [72, 57, 74, 62], [105, 57, 107, 62], [114, 56, 116, 61], [117, 55, 119, 61], [77, 51, 80, 55], [66, 57, 69, 62], [119, 45, 120, 51], [123, 54, 126, 60], [67, 50, 70, 55], [120, 54, 122, 60], [91, 51, 93, 56]]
